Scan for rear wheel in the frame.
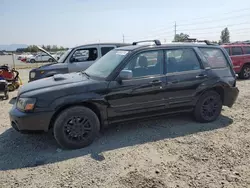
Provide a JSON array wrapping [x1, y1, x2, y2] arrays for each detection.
[[48, 58, 53, 62], [239, 65, 250, 79], [194, 91, 222, 123], [53, 106, 100, 149], [30, 59, 35, 63]]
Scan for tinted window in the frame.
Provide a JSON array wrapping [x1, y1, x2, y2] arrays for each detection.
[[200, 48, 228, 68], [244, 46, 250, 54], [232, 47, 243, 56], [123, 50, 163, 78], [71, 48, 98, 62], [101, 47, 115, 56], [165, 49, 200, 73], [224, 47, 230, 55]]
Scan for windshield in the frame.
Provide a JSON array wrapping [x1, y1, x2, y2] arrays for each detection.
[[58, 48, 72, 63], [85, 49, 129, 78]]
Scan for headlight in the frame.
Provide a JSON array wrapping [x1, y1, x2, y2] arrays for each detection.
[[30, 72, 36, 78], [16, 97, 36, 112]]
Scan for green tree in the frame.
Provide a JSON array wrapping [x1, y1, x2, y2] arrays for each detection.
[[173, 33, 190, 42], [220, 27, 230, 44]]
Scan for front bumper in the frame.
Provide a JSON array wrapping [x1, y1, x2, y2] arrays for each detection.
[[9, 105, 54, 132], [223, 87, 239, 108]]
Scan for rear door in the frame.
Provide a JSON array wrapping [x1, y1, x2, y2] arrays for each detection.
[[68, 46, 99, 72], [231, 46, 244, 73], [243, 46, 250, 63], [163, 48, 209, 108]]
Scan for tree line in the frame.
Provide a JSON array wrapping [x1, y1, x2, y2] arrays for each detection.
[[16, 45, 68, 53], [173, 27, 231, 44]]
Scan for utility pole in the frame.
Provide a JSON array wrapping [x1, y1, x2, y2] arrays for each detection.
[[122, 34, 125, 43], [174, 21, 177, 42]]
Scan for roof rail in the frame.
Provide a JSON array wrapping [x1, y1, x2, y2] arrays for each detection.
[[132, 40, 161, 46], [223, 41, 250, 45], [181, 38, 218, 45]]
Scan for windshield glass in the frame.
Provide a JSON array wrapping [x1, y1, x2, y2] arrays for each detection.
[[58, 48, 72, 63], [85, 50, 129, 78]]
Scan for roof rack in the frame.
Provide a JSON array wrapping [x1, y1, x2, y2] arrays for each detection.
[[132, 40, 161, 46]]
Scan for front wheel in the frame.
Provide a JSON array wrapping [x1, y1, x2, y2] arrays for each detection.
[[239, 65, 250, 79], [48, 58, 53, 62], [194, 91, 222, 123], [53, 106, 100, 149]]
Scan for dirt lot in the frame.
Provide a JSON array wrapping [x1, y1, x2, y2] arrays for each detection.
[[0, 69, 250, 188]]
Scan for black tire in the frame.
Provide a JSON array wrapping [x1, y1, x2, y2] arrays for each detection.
[[30, 59, 35, 63], [53, 106, 100, 149], [239, 65, 250, 79], [48, 58, 53, 62], [194, 90, 222, 123], [4, 90, 9, 100]]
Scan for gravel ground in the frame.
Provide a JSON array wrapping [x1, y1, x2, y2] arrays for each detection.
[[0, 70, 250, 188]]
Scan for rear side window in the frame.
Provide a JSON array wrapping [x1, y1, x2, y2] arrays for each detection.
[[165, 48, 201, 73], [232, 47, 243, 56], [101, 47, 115, 56], [199, 48, 228, 68], [244, 46, 250, 55]]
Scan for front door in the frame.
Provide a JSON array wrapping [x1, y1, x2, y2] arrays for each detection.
[[163, 48, 209, 109], [68, 47, 99, 73], [106, 50, 165, 122]]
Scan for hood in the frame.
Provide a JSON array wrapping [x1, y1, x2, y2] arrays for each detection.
[[18, 72, 89, 95], [36, 46, 58, 63], [32, 62, 68, 71]]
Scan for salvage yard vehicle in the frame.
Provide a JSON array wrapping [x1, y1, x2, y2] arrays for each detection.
[[222, 42, 250, 79], [26, 53, 54, 63], [28, 43, 130, 82], [9, 40, 239, 149]]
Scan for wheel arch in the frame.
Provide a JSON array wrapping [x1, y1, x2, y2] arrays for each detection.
[[49, 101, 102, 130]]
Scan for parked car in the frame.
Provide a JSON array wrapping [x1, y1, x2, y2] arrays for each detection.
[[28, 43, 130, 82], [52, 51, 65, 60], [221, 43, 250, 79], [26, 53, 55, 63], [9, 40, 239, 149], [17, 53, 33, 60]]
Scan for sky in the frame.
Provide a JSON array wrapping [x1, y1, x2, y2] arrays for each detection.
[[1, 0, 250, 48]]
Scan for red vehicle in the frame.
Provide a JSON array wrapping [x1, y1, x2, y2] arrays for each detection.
[[221, 43, 250, 79]]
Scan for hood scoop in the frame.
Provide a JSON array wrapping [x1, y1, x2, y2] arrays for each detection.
[[53, 74, 67, 81]]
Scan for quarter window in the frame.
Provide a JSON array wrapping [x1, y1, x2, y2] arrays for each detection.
[[71, 48, 98, 62], [244, 46, 250, 55], [165, 49, 201, 73], [224, 47, 230, 55], [232, 47, 243, 56], [101, 47, 115, 56], [199, 48, 228, 68], [123, 50, 163, 78]]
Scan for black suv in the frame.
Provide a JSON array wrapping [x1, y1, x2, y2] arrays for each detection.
[[9, 40, 239, 149]]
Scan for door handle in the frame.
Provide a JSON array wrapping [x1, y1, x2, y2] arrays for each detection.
[[149, 80, 162, 85], [196, 74, 207, 79], [167, 80, 179, 84]]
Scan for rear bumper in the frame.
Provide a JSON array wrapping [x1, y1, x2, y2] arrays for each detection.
[[223, 87, 239, 108], [9, 105, 54, 132]]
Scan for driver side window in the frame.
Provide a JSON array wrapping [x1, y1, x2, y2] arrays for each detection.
[[71, 48, 98, 63], [123, 50, 163, 78]]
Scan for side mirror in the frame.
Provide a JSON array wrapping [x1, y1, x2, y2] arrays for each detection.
[[119, 70, 132, 80], [70, 57, 76, 63]]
